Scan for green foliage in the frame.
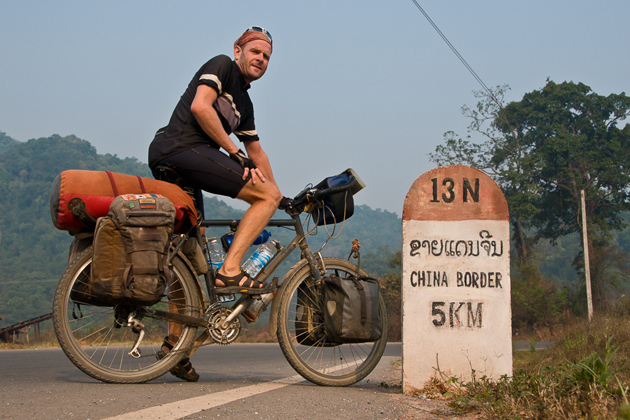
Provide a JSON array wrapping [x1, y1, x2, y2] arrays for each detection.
[[509, 81, 630, 241], [305, 205, 402, 263], [0, 134, 154, 326], [0, 132, 19, 155], [377, 251, 402, 341], [573, 336, 618, 389], [511, 261, 568, 334]]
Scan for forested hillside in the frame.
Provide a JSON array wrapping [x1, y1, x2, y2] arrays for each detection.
[[0, 133, 402, 326]]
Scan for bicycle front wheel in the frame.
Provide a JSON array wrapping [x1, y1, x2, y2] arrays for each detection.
[[53, 246, 201, 384], [276, 257, 388, 386]]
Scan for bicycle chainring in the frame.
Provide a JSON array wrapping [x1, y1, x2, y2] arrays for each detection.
[[207, 307, 241, 345]]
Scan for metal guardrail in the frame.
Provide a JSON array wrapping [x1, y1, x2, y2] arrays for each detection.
[[0, 313, 53, 343]]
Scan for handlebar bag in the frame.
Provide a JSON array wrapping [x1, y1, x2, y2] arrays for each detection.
[[309, 173, 354, 226], [50, 170, 197, 234], [73, 194, 175, 307], [323, 274, 382, 343]]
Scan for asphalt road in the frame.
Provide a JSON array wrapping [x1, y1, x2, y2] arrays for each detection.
[[1, 341, 554, 420], [0, 343, 409, 420]]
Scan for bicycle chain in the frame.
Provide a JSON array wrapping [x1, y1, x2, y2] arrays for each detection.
[[135, 337, 217, 359], [131, 299, 229, 359]]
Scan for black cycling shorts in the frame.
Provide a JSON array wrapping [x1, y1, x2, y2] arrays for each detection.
[[153, 144, 251, 199]]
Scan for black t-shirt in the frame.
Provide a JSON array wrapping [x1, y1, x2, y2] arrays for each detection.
[[149, 55, 259, 168]]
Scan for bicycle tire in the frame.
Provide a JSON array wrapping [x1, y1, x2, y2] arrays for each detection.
[[53, 246, 201, 384], [276, 257, 388, 386]]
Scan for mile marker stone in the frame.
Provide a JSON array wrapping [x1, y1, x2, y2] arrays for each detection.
[[402, 165, 512, 393]]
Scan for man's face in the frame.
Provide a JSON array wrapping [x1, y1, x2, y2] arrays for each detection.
[[234, 39, 271, 84]]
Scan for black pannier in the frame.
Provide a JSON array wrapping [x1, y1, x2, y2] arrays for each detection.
[[323, 274, 382, 343]]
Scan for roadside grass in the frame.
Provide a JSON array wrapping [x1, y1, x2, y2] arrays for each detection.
[[438, 311, 630, 419]]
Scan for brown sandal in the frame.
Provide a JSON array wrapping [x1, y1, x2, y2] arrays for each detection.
[[156, 337, 199, 382], [215, 270, 275, 295], [170, 358, 199, 382]]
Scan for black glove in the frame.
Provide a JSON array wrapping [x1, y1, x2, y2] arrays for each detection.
[[229, 149, 257, 170], [278, 196, 293, 210]]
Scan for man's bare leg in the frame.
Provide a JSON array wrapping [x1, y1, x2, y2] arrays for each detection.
[[216, 178, 281, 284]]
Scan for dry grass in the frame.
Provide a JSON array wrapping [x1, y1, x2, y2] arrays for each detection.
[[237, 322, 278, 343], [0, 328, 60, 350], [433, 311, 630, 419]]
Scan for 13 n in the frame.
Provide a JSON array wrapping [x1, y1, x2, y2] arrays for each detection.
[[430, 178, 479, 203]]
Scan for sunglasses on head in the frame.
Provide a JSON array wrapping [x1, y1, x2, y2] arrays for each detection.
[[246, 26, 272, 44]]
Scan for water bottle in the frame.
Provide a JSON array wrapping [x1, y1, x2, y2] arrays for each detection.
[[242, 277, 278, 323], [222, 229, 271, 251], [252, 229, 272, 245], [207, 237, 226, 272], [241, 240, 279, 278]]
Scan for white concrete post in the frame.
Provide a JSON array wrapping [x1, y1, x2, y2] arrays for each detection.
[[402, 165, 512, 393], [581, 190, 593, 321]]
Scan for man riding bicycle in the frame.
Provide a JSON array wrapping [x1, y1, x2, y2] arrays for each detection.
[[148, 26, 282, 381]]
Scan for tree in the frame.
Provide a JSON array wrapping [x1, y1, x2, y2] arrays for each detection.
[[507, 80, 630, 309], [378, 251, 401, 341], [430, 85, 540, 264], [432, 80, 630, 311]]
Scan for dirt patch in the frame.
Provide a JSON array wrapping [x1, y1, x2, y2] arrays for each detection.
[[376, 358, 486, 419]]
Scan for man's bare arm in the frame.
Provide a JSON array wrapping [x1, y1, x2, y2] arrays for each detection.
[[190, 84, 239, 154], [190, 84, 265, 182]]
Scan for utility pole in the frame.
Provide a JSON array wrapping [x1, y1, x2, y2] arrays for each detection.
[[581, 190, 593, 321]]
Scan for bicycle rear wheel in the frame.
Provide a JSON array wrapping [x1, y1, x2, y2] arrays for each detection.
[[276, 257, 388, 386], [53, 246, 201, 384]]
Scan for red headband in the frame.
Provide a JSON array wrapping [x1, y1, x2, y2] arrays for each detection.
[[234, 31, 273, 52]]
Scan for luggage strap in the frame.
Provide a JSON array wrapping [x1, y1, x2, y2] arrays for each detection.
[[105, 170, 147, 196], [349, 276, 367, 325], [71, 201, 97, 230]]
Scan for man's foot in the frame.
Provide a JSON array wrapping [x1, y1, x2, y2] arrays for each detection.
[[170, 358, 199, 382], [157, 338, 199, 382], [215, 270, 274, 295]]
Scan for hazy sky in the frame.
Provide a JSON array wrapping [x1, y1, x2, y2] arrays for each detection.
[[1, 1, 628, 214]]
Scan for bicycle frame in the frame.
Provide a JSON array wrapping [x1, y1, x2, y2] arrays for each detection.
[[144, 211, 325, 344], [142, 172, 361, 349], [201, 213, 324, 295]]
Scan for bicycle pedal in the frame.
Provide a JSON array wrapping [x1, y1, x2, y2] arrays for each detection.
[[218, 294, 236, 303]]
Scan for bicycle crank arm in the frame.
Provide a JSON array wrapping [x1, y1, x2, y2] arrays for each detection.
[[186, 330, 210, 358], [139, 308, 207, 328]]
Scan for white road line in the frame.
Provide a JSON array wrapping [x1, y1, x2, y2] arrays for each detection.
[[102, 374, 305, 420]]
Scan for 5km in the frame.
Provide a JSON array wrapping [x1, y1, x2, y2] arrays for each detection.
[[431, 301, 483, 328], [430, 178, 479, 203]]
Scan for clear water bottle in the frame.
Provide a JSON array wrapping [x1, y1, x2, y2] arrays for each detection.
[[241, 240, 279, 278], [207, 237, 226, 273]]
